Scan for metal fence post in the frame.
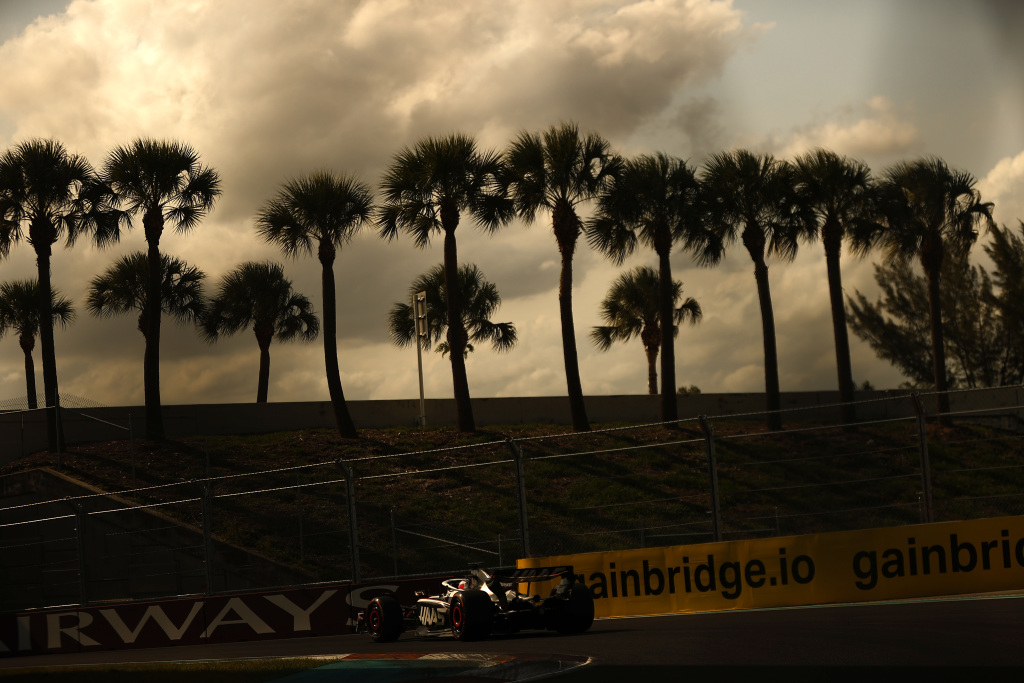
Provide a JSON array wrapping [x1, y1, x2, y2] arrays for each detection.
[[390, 507, 398, 577], [296, 473, 305, 563], [70, 501, 88, 605], [129, 414, 137, 487], [698, 415, 722, 542], [338, 461, 361, 583], [910, 393, 934, 523], [201, 484, 215, 594], [55, 394, 63, 469], [505, 438, 531, 558]]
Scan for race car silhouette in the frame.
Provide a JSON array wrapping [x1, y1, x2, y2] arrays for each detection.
[[358, 564, 594, 642]]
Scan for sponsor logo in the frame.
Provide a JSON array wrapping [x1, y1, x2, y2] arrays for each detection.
[[418, 606, 443, 627]]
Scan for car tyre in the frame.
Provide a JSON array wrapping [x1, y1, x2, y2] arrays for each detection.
[[450, 589, 492, 641], [557, 583, 595, 634], [366, 594, 403, 642]]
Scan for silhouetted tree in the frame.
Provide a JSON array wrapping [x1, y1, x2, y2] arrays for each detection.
[[1, 138, 119, 449], [379, 134, 511, 432], [388, 262, 516, 358], [503, 122, 619, 432], [102, 139, 221, 439], [589, 152, 711, 420], [203, 261, 319, 403], [700, 150, 810, 430], [794, 149, 875, 422], [0, 280, 74, 410], [258, 170, 372, 438], [591, 266, 701, 395], [848, 250, 1022, 388], [871, 158, 994, 415]]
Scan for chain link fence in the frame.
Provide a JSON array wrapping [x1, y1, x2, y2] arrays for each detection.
[[1, 386, 1022, 612]]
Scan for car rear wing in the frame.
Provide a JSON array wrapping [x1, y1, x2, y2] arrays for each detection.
[[493, 565, 576, 591]]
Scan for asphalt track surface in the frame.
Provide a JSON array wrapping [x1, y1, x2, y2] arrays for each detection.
[[3, 594, 1023, 679]]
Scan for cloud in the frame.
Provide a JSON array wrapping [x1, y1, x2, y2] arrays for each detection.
[[978, 149, 1024, 227], [0, 0, 760, 405], [757, 96, 922, 162]]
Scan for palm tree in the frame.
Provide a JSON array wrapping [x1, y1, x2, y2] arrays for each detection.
[[0, 138, 119, 449], [203, 261, 319, 403], [503, 122, 620, 432], [588, 152, 713, 420], [388, 263, 517, 358], [591, 266, 701, 395], [0, 280, 74, 410], [378, 133, 512, 432], [102, 139, 221, 440], [258, 170, 373, 438], [794, 149, 875, 423], [700, 150, 810, 430], [86, 251, 206, 338], [872, 157, 994, 416]]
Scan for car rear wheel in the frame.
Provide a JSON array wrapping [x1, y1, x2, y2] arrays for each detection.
[[366, 594, 403, 642], [556, 583, 594, 634], [450, 589, 492, 641]]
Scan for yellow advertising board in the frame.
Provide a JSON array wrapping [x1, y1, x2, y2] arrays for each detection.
[[518, 515, 1024, 617]]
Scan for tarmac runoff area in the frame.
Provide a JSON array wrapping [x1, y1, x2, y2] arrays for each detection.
[[0, 653, 593, 682], [273, 653, 591, 681]]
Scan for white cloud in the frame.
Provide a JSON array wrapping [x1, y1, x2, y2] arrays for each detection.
[[758, 96, 921, 162], [979, 149, 1024, 227]]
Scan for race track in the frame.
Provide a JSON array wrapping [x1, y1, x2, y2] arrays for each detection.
[[3, 593, 1023, 675]]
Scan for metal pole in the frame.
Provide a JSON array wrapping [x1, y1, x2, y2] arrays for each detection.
[[911, 393, 934, 523], [339, 461, 361, 583], [201, 485, 215, 595], [55, 393, 63, 469], [20, 414, 25, 459], [70, 501, 88, 605], [297, 473, 305, 563], [414, 291, 428, 427], [505, 438, 531, 558], [129, 414, 137, 488], [390, 507, 398, 577], [698, 415, 722, 542]]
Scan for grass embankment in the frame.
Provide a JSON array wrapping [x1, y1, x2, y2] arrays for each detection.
[[3, 419, 1022, 581]]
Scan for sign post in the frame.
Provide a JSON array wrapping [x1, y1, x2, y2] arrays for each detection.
[[414, 291, 428, 427]]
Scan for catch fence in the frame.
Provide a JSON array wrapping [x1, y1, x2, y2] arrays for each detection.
[[1, 386, 1022, 612]]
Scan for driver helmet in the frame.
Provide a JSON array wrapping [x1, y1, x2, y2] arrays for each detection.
[[458, 580, 467, 589]]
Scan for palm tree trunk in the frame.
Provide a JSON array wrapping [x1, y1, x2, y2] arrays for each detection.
[[144, 214, 165, 440], [20, 334, 37, 411], [753, 259, 783, 430], [554, 202, 589, 432], [33, 239, 61, 451], [319, 243, 358, 438], [255, 330, 272, 404], [925, 265, 951, 417], [442, 221, 475, 432], [657, 246, 678, 421], [645, 344, 659, 395], [823, 224, 856, 423]]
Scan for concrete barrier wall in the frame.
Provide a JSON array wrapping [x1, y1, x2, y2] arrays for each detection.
[[3, 388, 1022, 465]]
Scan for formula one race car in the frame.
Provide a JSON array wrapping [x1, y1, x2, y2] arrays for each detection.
[[358, 565, 594, 642]]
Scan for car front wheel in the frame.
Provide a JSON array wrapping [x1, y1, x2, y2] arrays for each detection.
[[366, 594, 403, 642], [449, 589, 492, 641]]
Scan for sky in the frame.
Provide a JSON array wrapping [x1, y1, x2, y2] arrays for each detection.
[[0, 0, 1022, 408]]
